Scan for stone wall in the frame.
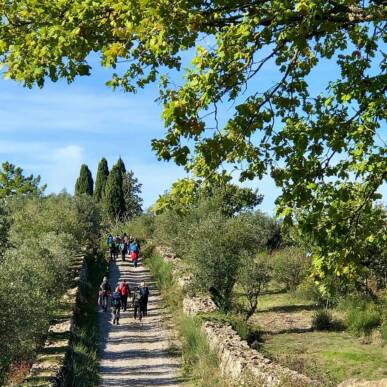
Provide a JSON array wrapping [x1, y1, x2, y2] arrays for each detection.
[[154, 245, 319, 387], [203, 321, 319, 387], [20, 255, 86, 387]]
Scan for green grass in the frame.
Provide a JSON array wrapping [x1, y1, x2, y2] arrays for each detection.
[[65, 253, 108, 387], [259, 295, 387, 386], [146, 253, 226, 387], [262, 331, 387, 385], [341, 298, 382, 337], [258, 291, 315, 312], [381, 321, 387, 343]]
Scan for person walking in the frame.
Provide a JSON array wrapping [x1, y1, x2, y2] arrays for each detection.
[[123, 233, 129, 244], [130, 238, 140, 268], [132, 287, 143, 321], [107, 234, 114, 261], [139, 281, 150, 317], [99, 277, 111, 312], [111, 286, 122, 325], [107, 233, 113, 245], [119, 280, 130, 311], [119, 240, 127, 261]]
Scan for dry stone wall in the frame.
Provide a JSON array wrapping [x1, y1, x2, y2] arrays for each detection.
[[154, 245, 320, 387], [20, 255, 86, 387], [202, 321, 319, 387]]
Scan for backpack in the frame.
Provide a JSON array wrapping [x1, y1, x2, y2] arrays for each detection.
[[107, 235, 113, 245], [120, 283, 129, 296], [139, 287, 149, 299], [131, 243, 139, 253], [112, 292, 121, 307], [132, 290, 142, 306]]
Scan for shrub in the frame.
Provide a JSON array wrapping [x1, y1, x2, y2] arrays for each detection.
[[68, 254, 107, 386], [153, 209, 188, 256], [238, 253, 271, 320], [341, 297, 382, 336], [347, 308, 381, 336], [295, 277, 326, 305], [113, 212, 155, 241], [187, 212, 260, 311], [312, 309, 333, 330], [0, 194, 101, 384], [271, 247, 310, 291]]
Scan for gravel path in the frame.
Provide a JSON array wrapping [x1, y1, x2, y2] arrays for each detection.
[[98, 258, 181, 386]]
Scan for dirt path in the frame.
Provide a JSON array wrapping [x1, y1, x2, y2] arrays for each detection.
[[98, 258, 181, 386]]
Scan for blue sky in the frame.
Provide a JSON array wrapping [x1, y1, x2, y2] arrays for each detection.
[[0, 45, 385, 214], [0, 51, 284, 214]]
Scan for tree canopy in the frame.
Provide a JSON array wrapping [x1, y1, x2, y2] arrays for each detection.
[[94, 157, 109, 202], [122, 170, 143, 219], [0, 162, 45, 199], [75, 164, 94, 196], [103, 163, 125, 220], [153, 177, 262, 217], [0, 0, 386, 287], [116, 157, 126, 175]]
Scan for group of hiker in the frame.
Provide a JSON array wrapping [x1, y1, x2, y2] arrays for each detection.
[[99, 233, 149, 324], [99, 277, 149, 324], [107, 233, 140, 268]]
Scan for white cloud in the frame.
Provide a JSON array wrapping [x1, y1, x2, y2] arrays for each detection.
[[0, 140, 85, 194], [44, 145, 85, 194]]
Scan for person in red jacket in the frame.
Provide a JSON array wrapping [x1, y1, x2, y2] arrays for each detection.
[[118, 279, 131, 311]]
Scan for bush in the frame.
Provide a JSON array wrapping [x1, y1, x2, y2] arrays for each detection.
[[340, 297, 382, 336], [67, 254, 107, 386], [0, 194, 101, 384], [295, 277, 324, 304], [312, 309, 333, 330], [238, 253, 271, 320], [347, 308, 381, 336], [153, 210, 188, 256], [111, 212, 155, 242], [271, 247, 311, 291], [187, 212, 261, 311]]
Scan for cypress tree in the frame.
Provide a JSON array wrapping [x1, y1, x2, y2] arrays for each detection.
[[116, 157, 126, 175], [75, 164, 93, 196], [103, 164, 125, 220], [94, 158, 109, 202]]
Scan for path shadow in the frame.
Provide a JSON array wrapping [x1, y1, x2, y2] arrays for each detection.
[[258, 304, 317, 313]]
